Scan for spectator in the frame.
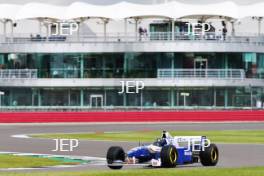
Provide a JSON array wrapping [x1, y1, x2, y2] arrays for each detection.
[[144, 28, 148, 36], [222, 26, 227, 40], [138, 27, 144, 41], [222, 21, 227, 40]]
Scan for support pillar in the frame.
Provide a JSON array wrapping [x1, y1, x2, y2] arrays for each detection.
[[124, 53, 128, 78], [250, 85, 253, 109], [38, 20, 42, 35], [135, 18, 139, 40], [171, 53, 174, 70], [0, 91, 4, 107], [231, 20, 235, 36], [9, 89, 12, 106], [102, 18, 109, 41], [80, 89, 84, 107], [224, 53, 228, 78], [77, 21, 80, 41], [76, 18, 87, 42], [68, 89, 71, 106], [104, 22, 106, 41], [124, 18, 127, 41], [104, 89, 107, 108], [224, 53, 228, 69], [213, 87, 216, 107], [140, 90, 143, 111], [10, 21, 14, 43], [45, 23, 49, 41], [80, 54, 84, 78], [176, 89, 179, 106], [123, 93, 127, 107], [257, 17, 263, 36], [3, 20, 7, 42], [38, 89, 41, 106], [224, 88, 228, 108], [3, 21, 6, 36], [31, 90, 35, 106], [171, 18, 175, 40], [102, 55, 106, 78], [171, 88, 175, 107]]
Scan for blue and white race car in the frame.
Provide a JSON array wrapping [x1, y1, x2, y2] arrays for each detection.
[[106, 131, 219, 169]]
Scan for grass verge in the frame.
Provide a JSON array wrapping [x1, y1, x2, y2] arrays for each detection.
[[32, 130, 264, 144], [0, 154, 79, 168], [2, 167, 264, 176]]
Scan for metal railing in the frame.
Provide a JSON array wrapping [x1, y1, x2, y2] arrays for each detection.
[[0, 68, 248, 79], [157, 69, 245, 79], [1, 32, 264, 44], [0, 69, 38, 79]]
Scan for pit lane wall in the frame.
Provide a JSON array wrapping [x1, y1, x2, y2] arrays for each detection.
[[0, 110, 264, 123]]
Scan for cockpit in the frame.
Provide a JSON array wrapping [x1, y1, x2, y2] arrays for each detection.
[[153, 138, 167, 147]]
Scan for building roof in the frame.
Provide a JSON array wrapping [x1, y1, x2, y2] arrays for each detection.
[[0, 4, 21, 20], [0, 1, 263, 21]]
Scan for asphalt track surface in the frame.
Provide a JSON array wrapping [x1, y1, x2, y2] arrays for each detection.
[[0, 122, 264, 172]]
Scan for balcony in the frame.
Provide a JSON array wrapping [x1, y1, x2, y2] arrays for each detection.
[[0, 69, 37, 79], [0, 69, 263, 88], [1, 32, 264, 43], [157, 69, 245, 80], [1, 32, 264, 53], [0, 69, 247, 80]]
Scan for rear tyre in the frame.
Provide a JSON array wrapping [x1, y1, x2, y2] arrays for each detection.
[[200, 143, 219, 166], [106, 146, 125, 169], [160, 145, 177, 168]]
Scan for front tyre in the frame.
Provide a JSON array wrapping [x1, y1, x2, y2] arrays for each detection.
[[160, 145, 177, 168], [106, 146, 125, 169], [200, 143, 219, 166]]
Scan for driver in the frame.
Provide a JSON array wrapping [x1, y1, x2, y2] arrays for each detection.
[[159, 138, 167, 146], [153, 138, 167, 147], [162, 130, 168, 139]]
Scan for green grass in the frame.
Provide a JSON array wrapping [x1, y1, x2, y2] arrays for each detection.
[[32, 130, 264, 144], [0, 154, 80, 168], [2, 167, 264, 176]]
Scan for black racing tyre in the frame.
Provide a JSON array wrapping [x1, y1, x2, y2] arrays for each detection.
[[200, 143, 219, 166], [160, 145, 178, 168], [106, 146, 125, 169]]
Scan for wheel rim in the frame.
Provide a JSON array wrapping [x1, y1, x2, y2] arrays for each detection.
[[169, 148, 177, 163], [211, 149, 218, 161]]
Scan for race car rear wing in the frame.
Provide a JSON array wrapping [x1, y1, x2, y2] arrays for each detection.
[[174, 136, 207, 143], [172, 136, 209, 149]]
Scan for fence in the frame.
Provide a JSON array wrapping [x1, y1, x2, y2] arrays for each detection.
[[157, 69, 245, 79], [0, 69, 38, 79]]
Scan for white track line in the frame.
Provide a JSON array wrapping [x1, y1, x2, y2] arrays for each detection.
[[11, 134, 31, 138]]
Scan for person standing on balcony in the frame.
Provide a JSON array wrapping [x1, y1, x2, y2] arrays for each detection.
[[144, 28, 148, 40], [223, 27, 227, 40], [139, 27, 144, 41], [222, 21, 227, 40]]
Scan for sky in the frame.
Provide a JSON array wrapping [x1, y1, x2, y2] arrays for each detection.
[[0, 0, 263, 5]]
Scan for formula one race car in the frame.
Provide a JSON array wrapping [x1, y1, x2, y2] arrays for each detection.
[[106, 131, 219, 169]]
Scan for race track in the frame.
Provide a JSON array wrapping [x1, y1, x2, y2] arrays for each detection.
[[0, 122, 264, 172]]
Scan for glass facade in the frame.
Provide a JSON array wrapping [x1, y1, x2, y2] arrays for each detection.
[[1, 52, 264, 79], [1, 52, 264, 109], [0, 87, 263, 109]]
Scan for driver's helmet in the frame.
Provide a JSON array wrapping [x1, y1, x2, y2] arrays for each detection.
[[162, 131, 167, 139]]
